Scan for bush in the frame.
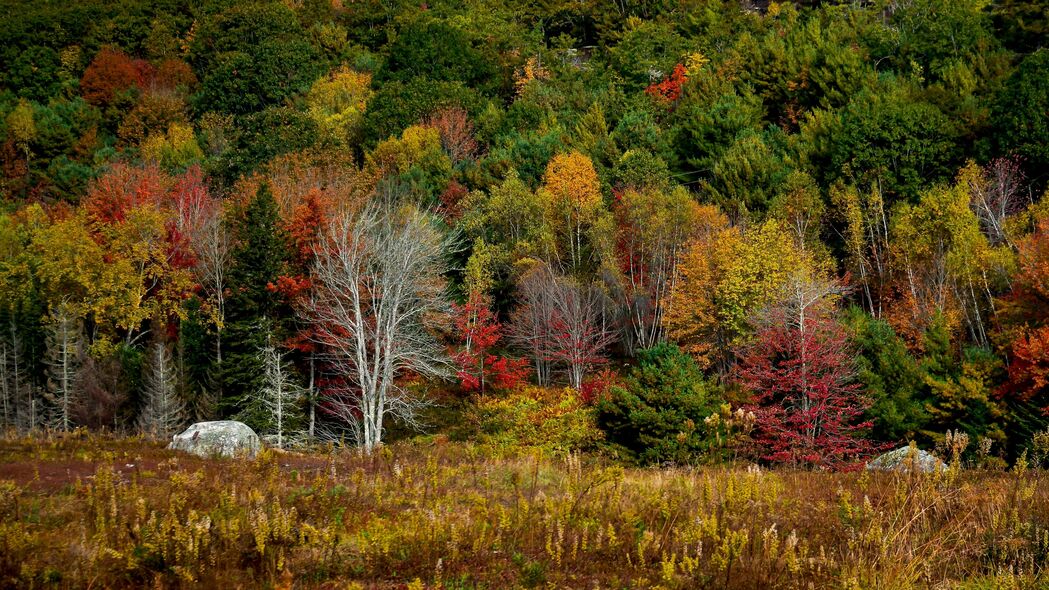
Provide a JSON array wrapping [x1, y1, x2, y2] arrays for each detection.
[[595, 342, 721, 465], [465, 386, 603, 456]]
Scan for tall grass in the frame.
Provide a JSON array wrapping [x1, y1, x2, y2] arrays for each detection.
[[0, 432, 1046, 588]]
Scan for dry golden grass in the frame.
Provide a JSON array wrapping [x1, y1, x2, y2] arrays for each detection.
[[0, 432, 1047, 589]]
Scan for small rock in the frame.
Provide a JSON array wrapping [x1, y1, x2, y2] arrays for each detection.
[[168, 421, 260, 459], [866, 446, 946, 473]]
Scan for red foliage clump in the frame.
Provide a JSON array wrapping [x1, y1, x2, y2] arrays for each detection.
[[439, 179, 468, 221], [1005, 325, 1049, 416], [645, 64, 688, 104], [579, 368, 617, 405], [80, 47, 147, 106], [452, 294, 529, 393], [84, 163, 170, 224]]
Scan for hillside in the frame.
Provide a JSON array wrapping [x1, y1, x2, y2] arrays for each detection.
[[2, 2, 1049, 585]]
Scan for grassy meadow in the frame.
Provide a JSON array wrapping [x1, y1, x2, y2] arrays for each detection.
[[1, 433, 1047, 589]]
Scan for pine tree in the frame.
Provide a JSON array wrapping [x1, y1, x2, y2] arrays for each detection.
[[219, 182, 289, 421], [138, 340, 185, 439]]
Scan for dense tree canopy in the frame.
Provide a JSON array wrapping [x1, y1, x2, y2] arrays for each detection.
[[2, 0, 1048, 464]]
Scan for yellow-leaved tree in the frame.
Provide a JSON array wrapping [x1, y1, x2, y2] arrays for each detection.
[[665, 217, 808, 372], [305, 66, 373, 147], [889, 163, 1015, 347], [539, 151, 610, 274]]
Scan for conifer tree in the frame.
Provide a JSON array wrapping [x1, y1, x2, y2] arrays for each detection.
[[219, 183, 289, 421]]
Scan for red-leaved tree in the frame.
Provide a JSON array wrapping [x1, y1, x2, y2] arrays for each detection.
[[1000, 213, 1049, 416], [274, 188, 333, 441], [737, 271, 879, 470], [510, 263, 615, 389], [452, 293, 528, 393], [645, 63, 688, 104], [80, 47, 148, 106]]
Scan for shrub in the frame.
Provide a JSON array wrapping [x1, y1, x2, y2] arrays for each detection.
[[595, 342, 722, 465], [465, 386, 603, 455]]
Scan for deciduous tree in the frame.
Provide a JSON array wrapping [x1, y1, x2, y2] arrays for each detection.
[[737, 271, 878, 469], [310, 203, 452, 452], [452, 294, 528, 393]]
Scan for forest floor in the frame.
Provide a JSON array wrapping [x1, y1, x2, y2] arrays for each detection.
[[1, 434, 1047, 589]]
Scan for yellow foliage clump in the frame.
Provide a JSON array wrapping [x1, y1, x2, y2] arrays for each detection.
[[305, 66, 373, 146]]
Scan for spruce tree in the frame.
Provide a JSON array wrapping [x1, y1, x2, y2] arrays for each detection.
[[219, 182, 290, 422], [179, 296, 218, 422]]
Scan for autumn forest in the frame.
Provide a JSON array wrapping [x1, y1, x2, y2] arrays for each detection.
[[5, 0, 1049, 586]]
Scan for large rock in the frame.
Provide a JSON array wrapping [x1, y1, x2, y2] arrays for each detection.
[[168, 421, 260, 459], [866, 446, 946, 473]]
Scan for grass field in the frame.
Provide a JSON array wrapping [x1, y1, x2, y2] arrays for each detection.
[[1, 434, 1048, 589]]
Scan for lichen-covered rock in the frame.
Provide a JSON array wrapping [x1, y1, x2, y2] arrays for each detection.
[[168, 421, 260, 459], [866, 446, 946, 473]]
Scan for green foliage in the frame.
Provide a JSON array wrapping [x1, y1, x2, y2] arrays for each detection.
[[992, 49, 1049, 186], [595, 343, 721, 465], [844, 307, 929, 443], [607, 20, 688, 91], [377, 20, 501, 95], [702, 128, 792, 217], [362, 79, 485, 149], [196, 40, 324, 115], [219, 183, 290, 419], [671, 84, 764, 175], [993, 0, 1049, 52], [5, 46, 63, 101], [812, 83, 961, 202], [209, 106, 318, 185], [919, 315, 1007, 447]]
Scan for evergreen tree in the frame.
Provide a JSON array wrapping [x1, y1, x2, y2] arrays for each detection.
[[179, 296, 218, 422], [844, 307, 928, 443], [919, 315, 1008, 448], [219, 182, 289, 421], [596, 342, 722, 465]]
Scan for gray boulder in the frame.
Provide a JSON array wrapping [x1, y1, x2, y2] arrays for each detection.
[[168, 421, 260, 459], [866, 445, 946, 473]]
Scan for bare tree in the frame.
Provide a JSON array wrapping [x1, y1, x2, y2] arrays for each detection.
[[968, 157, 1028, 247], [310, 203, 452, 452], [72, 355, 128, 431], [42, 304, 82, 432], [425, 107, 480, 165], [257, 335, 304, 449], [510, 265, 558, 386], [0, 342, 9, 428], [548, 275, 616, 389], [138, 341, 185, 439], [192, 210, 231, 367], [511, 263, 615, 389], [3, 316, 38, 431]]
